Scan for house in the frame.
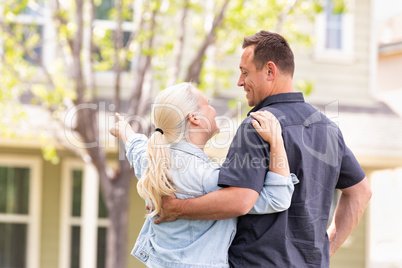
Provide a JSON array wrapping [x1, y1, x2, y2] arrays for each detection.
[[364, 11, 402, 268], [1, 0, 400, 268], [209, 0, 402, 267]]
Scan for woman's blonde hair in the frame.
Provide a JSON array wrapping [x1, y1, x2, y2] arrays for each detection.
[[137, 82, 200, 218]]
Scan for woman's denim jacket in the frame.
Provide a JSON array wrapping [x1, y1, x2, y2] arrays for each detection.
[[126, 134, 299, 268]]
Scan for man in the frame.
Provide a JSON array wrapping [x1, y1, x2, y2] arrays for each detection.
[[155, 31, 372, 267]]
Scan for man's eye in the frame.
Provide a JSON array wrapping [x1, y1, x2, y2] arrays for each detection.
[[242, 72, 247, 75]]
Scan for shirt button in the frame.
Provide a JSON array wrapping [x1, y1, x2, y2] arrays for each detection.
[[139, 251, 148, 261]]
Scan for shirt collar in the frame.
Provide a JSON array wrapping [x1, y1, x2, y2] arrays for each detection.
[[170, 142, 212, 163], [247, 92, 305, 116]]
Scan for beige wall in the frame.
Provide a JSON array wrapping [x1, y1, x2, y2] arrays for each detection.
[[330, 210, 368, 268], [294, 0, 374, 107], [40, 159, 62, 268], [377, 52, 402, 92]]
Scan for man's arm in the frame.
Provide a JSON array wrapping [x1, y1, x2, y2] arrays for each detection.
[[327, 177, 372, 257], [154, 186, 259, 223]]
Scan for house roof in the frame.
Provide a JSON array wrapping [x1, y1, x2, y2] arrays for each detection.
[[378, 11, 402, 55], [379, 40, 402, 56], [324, 102, 402, 167]]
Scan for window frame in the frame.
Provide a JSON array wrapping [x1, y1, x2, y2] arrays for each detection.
[[314, 0, 355, 64], [0, 155, 42, 268], [59, 158, 111, 268], [5, 14, 46, 66]]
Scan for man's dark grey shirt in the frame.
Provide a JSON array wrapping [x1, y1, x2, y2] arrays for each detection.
[[218, 92, 365, 268]]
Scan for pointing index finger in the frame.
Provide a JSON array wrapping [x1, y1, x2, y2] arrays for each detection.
[[115, 112, 124, 121]]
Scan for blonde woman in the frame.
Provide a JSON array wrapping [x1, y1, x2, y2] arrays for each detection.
[[110, 83, 298, 268]]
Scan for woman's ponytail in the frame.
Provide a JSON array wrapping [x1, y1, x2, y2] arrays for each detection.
[[137, 131, 174, 218], [136, 83, 200, 218]]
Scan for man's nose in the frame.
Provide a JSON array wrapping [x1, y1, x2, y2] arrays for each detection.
[[237, 77, 244, 87]]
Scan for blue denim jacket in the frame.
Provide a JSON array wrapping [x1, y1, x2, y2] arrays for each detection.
[[126, 134, 298, 268]]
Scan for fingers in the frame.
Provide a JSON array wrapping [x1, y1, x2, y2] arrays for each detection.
[[109, 128, 117, 137], [115, 112, 124, 122], [251, 119, 262, 133], [251, 111, 272, 129], [251, 111, 278, 126], [251, 111, 275, 121], [154, 217, 162, 224]]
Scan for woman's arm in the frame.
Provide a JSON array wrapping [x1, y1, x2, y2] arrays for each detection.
[[249, 172, 298, 214], [250, 111, 289, 177], [109, 113, 148, 179], [124, 134, 148, 179], [109, 113, 136, 144], [248, 111, 297, 214]]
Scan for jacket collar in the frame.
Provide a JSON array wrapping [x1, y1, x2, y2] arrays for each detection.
[[170, 142, 212, 163]]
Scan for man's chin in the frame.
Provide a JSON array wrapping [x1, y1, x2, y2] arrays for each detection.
[[247, 100, 255, 107]]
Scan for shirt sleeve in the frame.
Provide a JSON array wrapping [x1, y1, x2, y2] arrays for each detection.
[[201, 161, 223, 194], [336, 144, 366, 189], [125, 134, 148, 180], [218, 120, 270, 193], [249, 172, 299, 214]]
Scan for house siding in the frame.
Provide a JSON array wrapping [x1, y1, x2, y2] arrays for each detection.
[[293, 0, 373, 106], [330, 194, 368, 268], [40, 159, 62, 268]]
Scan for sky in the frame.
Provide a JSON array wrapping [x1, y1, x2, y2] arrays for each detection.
[[374, 0, 402, 20]]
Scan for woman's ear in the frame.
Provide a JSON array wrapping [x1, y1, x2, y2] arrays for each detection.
[[188, 112, 200, 126]]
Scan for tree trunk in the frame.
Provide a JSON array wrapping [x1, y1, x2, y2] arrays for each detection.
[[105, 150, 133, 268]]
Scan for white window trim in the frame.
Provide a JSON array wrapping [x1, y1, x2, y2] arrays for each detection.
[[91, 20, 137, 88], [0, 155, 42, 268], [314, 0, 355, 64], [59, 159, 112, 268]]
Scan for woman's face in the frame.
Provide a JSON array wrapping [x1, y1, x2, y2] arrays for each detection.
[[195, 89, 220, 137]]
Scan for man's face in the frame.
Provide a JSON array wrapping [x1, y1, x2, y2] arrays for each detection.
[[237, 46, 269, 107]]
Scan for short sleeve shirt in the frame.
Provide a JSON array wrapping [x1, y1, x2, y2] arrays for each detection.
[[218, 92, 365, 268]]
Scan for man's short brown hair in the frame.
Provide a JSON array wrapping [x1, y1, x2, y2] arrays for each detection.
[[243, 31, 295, 77]]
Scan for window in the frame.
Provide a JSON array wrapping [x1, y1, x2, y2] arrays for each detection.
[[95, 0, 114, 20], [0, 167, 29, 267], [95, 0, 133, 21], [0, 156, 42, 268], [3, 0, 46, 66], [314, 0, 355, 63], [325, 1, 342, 50], [92, 29, 133, 71], [59, 160, 110, 268]]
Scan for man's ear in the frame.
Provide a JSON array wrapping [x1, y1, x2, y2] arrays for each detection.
[[188, 112, 200, 126], [265, 61, 276, 81]]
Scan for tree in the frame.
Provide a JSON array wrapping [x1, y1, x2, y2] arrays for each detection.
[[0, 0, 345, 267]]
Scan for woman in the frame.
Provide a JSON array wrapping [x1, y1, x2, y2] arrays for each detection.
[[110, 82, 298, 268]]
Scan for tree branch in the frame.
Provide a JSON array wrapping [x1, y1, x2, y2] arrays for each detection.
[[0, 21, 55, 88], [88, 0, 96, 100], [114, 0, 124, 112], [126, 3, 158, 125], [72, 0, 85, 104], [185, 0, 230, 84], [275, 0, 299, 33], [167, 0, 190, 86]]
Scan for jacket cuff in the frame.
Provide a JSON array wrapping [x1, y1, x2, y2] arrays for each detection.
[[264, 172, 299, 186]]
